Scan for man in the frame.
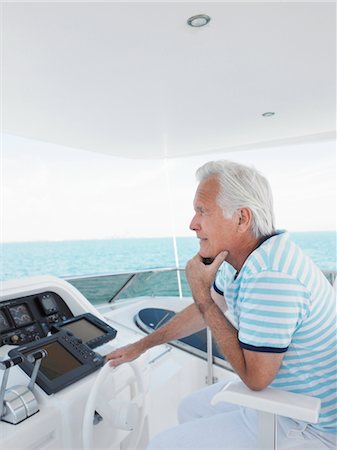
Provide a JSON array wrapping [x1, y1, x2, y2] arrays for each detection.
[[106, 160, 337, 449]]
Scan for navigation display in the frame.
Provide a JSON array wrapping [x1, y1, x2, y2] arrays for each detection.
[[24, 341, 81, 380], [63, 318, 105, 343], [9, 304, 33, 327], [57, 313, 117, 348], [0, 310, 11, 332], [9, 329, 104, 394]]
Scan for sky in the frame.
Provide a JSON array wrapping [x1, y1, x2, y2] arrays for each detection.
[[1, 133, 336, 243]]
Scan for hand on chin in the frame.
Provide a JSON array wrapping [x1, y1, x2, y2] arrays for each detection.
[[199, 250, 229, 266], [200, 256, 214, 265]]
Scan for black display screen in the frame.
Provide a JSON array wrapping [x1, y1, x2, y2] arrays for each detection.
[[0, 310, 11, 332], [9, 304, 33, 327], [24, 341, 82, 380], [40, 294, 58, 314], [63, 319, 105, 343]]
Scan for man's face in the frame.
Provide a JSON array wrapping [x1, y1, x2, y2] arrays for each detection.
[[189, 176, 238, 259]]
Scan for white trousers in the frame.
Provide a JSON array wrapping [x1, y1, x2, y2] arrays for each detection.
[[147, 381, 337, 450]]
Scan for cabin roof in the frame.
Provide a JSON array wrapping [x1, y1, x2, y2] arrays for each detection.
[[3, 1, 336, 159]]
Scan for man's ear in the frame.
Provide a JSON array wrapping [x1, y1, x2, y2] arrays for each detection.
[[237, 208, 252, 232]]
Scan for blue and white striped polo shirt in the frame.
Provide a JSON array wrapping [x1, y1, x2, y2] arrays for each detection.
[[214, 231, 337, 433]]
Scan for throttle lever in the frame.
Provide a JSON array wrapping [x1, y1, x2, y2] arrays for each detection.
[[27, 349, 48, 391], [0, 356, 24, 420]]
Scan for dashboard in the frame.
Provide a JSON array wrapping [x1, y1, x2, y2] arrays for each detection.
[[0, 291, 73, 346], [1, 286, 118, 395]]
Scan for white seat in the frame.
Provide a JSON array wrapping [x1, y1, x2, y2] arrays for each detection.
[[211, 380, 321, 450]]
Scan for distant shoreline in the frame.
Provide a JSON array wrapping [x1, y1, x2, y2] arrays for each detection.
[[2, 230, 336, 245]]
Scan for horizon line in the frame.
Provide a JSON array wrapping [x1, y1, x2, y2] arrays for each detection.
[[2, 230, 336, 245]]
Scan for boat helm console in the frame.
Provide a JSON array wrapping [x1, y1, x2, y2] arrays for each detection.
[[8, 330, 104, 395], [0, 278, 151, 450], [0, 290, 118, 399]]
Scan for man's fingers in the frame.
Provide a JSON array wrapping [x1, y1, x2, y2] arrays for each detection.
[[108, 357, 123, 367], [106, 352, 127, 367], [105, 349, 124, 363], [211, 250, 228, 270], [105, 343, 141, 367], [105, 350, 118, 361]]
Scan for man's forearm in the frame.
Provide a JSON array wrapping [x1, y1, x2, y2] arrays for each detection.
[[199, 299, 284, 390], [106, 301, 209, 368], [197, 300, 248, 381], [137, 303, 206, 352]]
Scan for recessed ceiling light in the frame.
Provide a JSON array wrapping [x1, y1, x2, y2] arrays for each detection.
[[262, 112, 275, 117], [187, 14, 211, 28]]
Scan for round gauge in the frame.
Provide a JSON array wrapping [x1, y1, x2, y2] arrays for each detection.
[[9, 304, 33, 327], [0, 310, 10, 332]]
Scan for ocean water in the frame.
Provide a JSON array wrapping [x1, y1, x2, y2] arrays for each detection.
[[1, 232, 336, 282]]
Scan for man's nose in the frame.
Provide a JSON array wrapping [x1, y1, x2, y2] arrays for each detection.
[[189, 214, 199, 231]]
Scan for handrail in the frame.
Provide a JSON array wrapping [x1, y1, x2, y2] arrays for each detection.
[[108, 273, 137, 303], [65, 267, 184, 281], [66, 268, 336, 284], [65, 267, 190, 305]]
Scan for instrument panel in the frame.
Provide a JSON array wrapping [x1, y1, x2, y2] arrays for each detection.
[[2, 286, 117, 395], [0, 292, 74, 346]]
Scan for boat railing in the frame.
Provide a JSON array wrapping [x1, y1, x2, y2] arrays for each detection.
[[66, 267, 188, 305], [65, 268, 336, 306]]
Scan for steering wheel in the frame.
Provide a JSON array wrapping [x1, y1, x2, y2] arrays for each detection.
[[82, 361, 146, 450]]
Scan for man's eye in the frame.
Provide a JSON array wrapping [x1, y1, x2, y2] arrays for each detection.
[[195, 207, 207, 215]]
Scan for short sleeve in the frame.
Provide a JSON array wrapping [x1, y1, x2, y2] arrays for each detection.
[[213, 262, 236, 296], [237, 271, 310, 353]]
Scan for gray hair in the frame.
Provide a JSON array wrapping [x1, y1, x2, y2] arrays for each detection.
[[196, 160, 275, 238]]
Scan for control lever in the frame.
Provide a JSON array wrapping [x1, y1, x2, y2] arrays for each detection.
[[0, 356, 24, 419], [27, 350, 48, 391], [0, 350, 47, 424]]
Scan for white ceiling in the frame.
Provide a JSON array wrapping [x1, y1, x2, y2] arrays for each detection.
[[2, 1, 336, 159]]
